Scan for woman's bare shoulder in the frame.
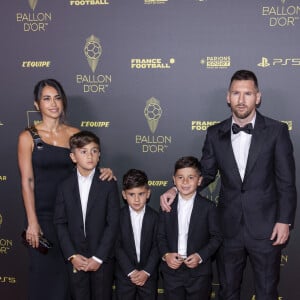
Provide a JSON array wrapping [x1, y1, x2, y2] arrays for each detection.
[[64, 124, 80, 137], [18, 128, 32, 141]]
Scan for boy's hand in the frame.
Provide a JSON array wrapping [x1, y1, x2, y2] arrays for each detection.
[[130, 270, 148, 286], [160, 187, 177, 212], [165, 253, 183, 269], [184, 253, 201, 269], [99, 168, 116, 181], [71, 254, 88, 272], [84, 258, 101, 272]]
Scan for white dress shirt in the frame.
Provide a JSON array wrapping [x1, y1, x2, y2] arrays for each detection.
[[177, 193, 195, 258], [231, 116, 256, 181], [77, 168, 95, 234], [77, 169, 102, 264], [129, 206, 145, 263]]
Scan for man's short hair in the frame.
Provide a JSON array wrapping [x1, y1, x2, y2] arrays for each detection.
[[229, 69, 259, 91]]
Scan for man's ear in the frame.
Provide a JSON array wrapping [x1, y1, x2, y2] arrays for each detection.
[[256, 92, 262, 106], [226, 92, 231, 106]]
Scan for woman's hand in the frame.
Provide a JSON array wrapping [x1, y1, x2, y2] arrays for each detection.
[[26, 223, 41, 248], [99, 168, 116, 181]]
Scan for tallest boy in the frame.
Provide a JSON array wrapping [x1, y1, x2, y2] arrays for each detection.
[[161, 70, 297, 299]]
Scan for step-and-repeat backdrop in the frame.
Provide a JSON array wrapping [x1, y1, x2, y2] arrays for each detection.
[[1, 1, 299, 299]]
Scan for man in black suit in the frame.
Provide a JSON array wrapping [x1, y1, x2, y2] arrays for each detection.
[[115, 169, 159, 300], [158, 156, 222, 300], [161, 70, 297, 300], [54, 131, 120, 300]]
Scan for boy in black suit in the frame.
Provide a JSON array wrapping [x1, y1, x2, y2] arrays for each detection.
[[54, 131, 120, 300], [115, 169, 159, 300], [158, 156, 222, 300]]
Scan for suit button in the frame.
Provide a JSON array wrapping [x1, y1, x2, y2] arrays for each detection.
[[241, 189, 245, 193]]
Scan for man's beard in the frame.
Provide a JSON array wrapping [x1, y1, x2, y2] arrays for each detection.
[[231, 105, 252, 120]]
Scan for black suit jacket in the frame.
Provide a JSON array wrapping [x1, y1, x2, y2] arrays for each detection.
[[115, 204, 159, 279], [200, 111, 297, 239], [158, 194, 222, 276], [54, 169, 120, 261]]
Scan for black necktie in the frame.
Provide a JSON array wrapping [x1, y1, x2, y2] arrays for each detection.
[[232, 123, 253, 134]]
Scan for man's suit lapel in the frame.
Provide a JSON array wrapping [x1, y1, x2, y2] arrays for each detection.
[[244, 112, 267, 181], [218, 118, 242, 184]]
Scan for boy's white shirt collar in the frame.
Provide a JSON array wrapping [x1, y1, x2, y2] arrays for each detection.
[[77, 168, 95, 181], [129, 205, 146, 215], [178, 192, 197, 202]]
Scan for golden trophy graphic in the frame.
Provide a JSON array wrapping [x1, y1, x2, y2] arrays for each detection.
[[28, 0, 38, 10], [84, 35, 102, 73], [144, 97, 162, 134]]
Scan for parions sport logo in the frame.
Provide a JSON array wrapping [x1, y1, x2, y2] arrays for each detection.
[[200, 56, 231, 69]]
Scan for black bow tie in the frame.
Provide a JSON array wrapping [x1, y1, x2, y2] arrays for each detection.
[[232, 123, 253, 134]]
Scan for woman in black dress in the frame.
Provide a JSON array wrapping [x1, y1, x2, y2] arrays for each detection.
[[18, 79, 112, 299]]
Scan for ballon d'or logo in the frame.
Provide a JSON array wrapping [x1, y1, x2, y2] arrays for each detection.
[[144, 97, 162, 134], [84, 35, 102, 73]]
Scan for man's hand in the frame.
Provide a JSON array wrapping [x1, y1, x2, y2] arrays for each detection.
[[160, 187, 177, 212], [270, 222, 290, 246]]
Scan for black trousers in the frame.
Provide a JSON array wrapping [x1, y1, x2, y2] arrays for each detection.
[[68, 258, 114, 300], [115, 274, 158, 300], [217, 224, 282, 300], [162, 265, 212, 300]]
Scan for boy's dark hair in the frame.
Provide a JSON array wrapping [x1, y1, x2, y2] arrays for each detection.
[[69, 131, 100, 152], [174, 156, 201, 175], [229, 69, 259, 91], [123, 169, 149, 190]]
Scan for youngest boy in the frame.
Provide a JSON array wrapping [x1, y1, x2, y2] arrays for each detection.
[[54, 131, 120, 300], [115, 169, 160, 300], [158, 156, 222, 300]]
